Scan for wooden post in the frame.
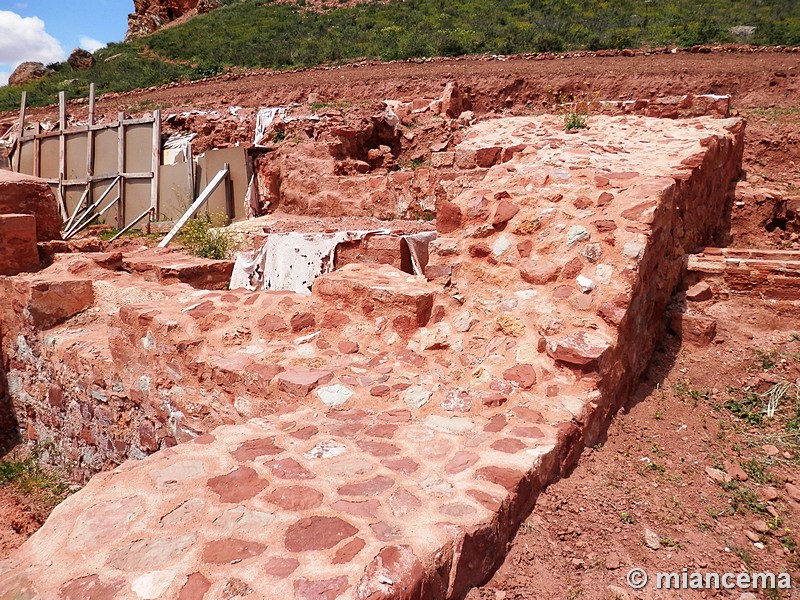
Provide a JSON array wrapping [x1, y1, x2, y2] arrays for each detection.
[[33, 123, 41, 178], [17, 91, 27, 137], [110, 207, 153, 242], [16, 91, 27, 170], [150, 110, 161, 230], [85, 83, 96, 214], [58, 91, 67, 217], [117, 111, 126, 228]]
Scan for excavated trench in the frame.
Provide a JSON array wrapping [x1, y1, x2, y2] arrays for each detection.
[[0, 107, 747, 599]]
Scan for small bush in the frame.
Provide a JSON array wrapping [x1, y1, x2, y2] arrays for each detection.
[[178, 212, 239, 259], [564, 111, 588, 131]]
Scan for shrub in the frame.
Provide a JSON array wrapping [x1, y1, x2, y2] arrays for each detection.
[[564, 111, 588, 131], [178, 212, 240, 260]]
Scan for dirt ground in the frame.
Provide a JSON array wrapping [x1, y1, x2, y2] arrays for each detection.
[[0, 487, 51, 559], [467, 303, 800, 600], [1, 50, 799, 598]]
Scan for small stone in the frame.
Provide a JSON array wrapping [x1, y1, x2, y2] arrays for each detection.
[[370, 385, 391, 397], [785, 482, 800, 502], [547, 332, 610, 365], [761, 486, 779, 502], [502, 364, 537, 389], [520, 259, 561, 285], [597, 191, 614, 206], [453, 311, 479, 333], [290, 312, 316, 332], [441, 389, 473, 412], [492, 235, 512, 257], [623, 240, 645, 260], [403, 386, 432, 409], [725, 461, 749, 482], [643, 528, 661, 550], [579, 242, 603, 263], [744, 530, 760, 543], [339, 341, 359, 354], [686, 281, 713, 301], [316, 384, 354, 407], [566, 225, 590, 246], [576, 275, 595, 293], [605, 553, 621, 570], [492, 200, 520, 227], [605, 585, 630, 600], [739, 593, 758, 600], [752, 519, 770, 534], [705, 466, 732, 484], [763, 444, 780, 457], [284, 516, 358, 552]]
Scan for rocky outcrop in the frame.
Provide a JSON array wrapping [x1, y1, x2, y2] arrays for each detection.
[[126, 0, 221, 39], [67, 48, 95, 71], [7, 62, 54, 87], [0, 170, 62, 242]]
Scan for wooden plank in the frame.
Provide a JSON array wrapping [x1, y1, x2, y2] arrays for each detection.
[[86, 83, 96, 210], [59, 91, 67, 130], [55, 188, 68, 222], [110, 207, 153, 242], [158, 167, 229, 248], [121, 117, 157, 126], [12, 92, 26, 172], [33, 123, 41, 178], [117, 111, 126, 230], [58, 92, 67, 217], [151, 109, 161, 215], [17, 91, 27, 135]]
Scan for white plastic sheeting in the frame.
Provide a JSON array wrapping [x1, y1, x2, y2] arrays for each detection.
[[254, 107, 287, 146], [402, 231, 437, 276], [230, 230, 391, 294]]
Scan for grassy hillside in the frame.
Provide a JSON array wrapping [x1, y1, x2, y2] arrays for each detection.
[[2, 0, 799, 112]]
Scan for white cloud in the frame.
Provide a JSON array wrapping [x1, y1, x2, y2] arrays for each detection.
[[0, 71, 9, 86], [0, 10, 64, 68], [78, 36, 105, 53]]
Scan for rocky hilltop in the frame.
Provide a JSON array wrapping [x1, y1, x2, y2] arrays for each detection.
[[126, 0, 220, 39]]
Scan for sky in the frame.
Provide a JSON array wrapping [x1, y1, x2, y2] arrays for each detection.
[[0, 1, 131, 85]]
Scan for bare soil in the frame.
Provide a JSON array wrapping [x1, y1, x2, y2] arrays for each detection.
[[0, 488, 49, 558], [467, 300, 800, 600]]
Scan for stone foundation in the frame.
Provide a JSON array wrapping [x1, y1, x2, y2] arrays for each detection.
[[0, 215, 39, 276], [0, 114, 744, 599]]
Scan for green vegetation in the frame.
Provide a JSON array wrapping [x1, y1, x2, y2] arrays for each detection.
[[564, 111, 588, 131], [178, 212, 240, 260], [724, 387, 766, 426], [0, 447, 73, 508], [2, 0, 800, 111], [719, 480, 769, 516]]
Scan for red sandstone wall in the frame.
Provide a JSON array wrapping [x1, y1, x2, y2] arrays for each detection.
[[584, 121, 745, 446], [0, 171, 61, 242]]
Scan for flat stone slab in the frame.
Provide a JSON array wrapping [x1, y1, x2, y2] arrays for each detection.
[[313, 263, 436, 330], [122, 248, 234, 290], [0, 406, 561, 599]]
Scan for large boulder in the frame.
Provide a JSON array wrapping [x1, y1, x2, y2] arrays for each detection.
[[67, 48, 96, 70], [0, 171, 62, 241], [8, 62, 54, 86], [126, 0, 220, 39]]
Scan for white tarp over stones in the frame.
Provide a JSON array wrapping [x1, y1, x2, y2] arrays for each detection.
[[402, 231, 437, 276], [230, 230, 391, 294], [254, 107, 287, 146]]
